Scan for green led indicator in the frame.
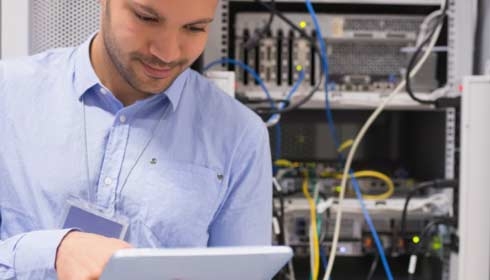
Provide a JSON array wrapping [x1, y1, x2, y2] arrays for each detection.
[[432, 236, 442, 250], [412, 236, 420, 244]]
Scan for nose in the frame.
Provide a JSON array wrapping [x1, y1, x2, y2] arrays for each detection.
[[149, 29, 181, 64]]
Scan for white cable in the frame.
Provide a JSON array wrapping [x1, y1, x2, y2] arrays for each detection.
[[416, 0, 445, 47], [275, 168, 295, 182], [266, 113, 281, 127], [416, 10, 442, 46], [273, 177, 283, 192], [322, 11, 445, 280], [273, 217, 281, 235], [266, 97, 288, 127]]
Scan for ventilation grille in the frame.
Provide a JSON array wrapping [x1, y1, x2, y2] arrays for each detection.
[[344, 17, 422, 32], [29, 1, 100, 54], [329, 41, 408, 76]]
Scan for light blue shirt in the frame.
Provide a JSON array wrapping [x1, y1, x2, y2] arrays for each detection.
[[0, 35, 272, 279]]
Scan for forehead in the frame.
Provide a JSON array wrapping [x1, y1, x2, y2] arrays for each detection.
[[128, 0, 218, 20]]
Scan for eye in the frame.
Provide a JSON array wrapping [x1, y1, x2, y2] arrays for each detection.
[[185, 25, 206, 33], [134, 12, 157, 22]]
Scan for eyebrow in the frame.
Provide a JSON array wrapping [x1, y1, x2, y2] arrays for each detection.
[[185, 18, 214, 25], [133, 2, 160, 17], [132, 2, 214, 25]]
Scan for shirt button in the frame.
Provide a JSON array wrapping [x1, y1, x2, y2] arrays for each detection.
[[104, 177, 113, 186], [119, 115, 127, 123], [100, 88, 108, 94]]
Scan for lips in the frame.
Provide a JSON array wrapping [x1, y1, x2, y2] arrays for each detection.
[[141, 61, 173, 79]]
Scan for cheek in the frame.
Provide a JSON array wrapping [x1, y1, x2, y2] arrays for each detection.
[[181, 36, 208, 59]]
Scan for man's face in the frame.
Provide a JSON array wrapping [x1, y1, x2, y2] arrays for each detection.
[[100, 0, 217, 95]]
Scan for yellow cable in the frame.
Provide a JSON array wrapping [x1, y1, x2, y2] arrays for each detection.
[[337, 139, 354, 153], [274, 159, 294, 167], [302, 172, 319, 280], [335, 170, 395, 200]]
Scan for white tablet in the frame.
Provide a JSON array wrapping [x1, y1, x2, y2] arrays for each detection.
[[100, 246, 293, 280]]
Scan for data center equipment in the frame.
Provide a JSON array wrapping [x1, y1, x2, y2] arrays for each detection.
[[202, 0, 474, 110], [208, 1, 465, 279], [233, 12, 439, 94]]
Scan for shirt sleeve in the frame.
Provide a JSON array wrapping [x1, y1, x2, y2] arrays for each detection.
[[0, 229, 74, 279], [208, 123, 272, 246]]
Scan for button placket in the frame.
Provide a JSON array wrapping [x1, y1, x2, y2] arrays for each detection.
[[96, 116, 130, 210]]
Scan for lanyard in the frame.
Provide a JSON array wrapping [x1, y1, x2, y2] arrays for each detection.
[[82, 93, 170, 207]]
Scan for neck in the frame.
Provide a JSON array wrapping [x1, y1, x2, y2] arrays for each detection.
[[90, 33, 149, 106]]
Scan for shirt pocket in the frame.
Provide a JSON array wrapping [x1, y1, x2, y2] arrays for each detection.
[[121, 160, 223, 247]]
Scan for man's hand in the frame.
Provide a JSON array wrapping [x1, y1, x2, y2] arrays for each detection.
[[55, 231, 132, 280]]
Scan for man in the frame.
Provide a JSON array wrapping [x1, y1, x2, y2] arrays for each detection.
[[0, 0, 272, 279]]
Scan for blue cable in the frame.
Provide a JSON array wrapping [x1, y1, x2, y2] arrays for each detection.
[[305, 1, 340, 150], [320, 246, 328, 271], [318, 216, 328, 271], [272, 70, 304, 174], [351, 174, 394, 280], [266, 69, 306, 125], [286, 69, 306, 100], [204, 58, 275, 108], [305, 1, 394, 279]]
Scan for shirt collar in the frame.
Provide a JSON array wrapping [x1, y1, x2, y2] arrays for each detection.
[[73, 32, 99, 100], [73, 32, 188, 112]]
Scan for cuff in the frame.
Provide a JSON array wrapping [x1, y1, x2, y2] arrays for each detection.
[[14, 228, 77, 274]]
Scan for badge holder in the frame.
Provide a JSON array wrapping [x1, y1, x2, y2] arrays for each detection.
[[61, 197, 129, 240]]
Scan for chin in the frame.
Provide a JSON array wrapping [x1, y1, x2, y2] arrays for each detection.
[[134, 67, 184, 94], [140, 81, 174, 94]]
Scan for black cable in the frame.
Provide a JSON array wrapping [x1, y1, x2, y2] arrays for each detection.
[[400, 179, 458, 239], [366, 253, 380, 280], [258, 71, 324, 115], [256, 0, 317, 48], [238, 97, 291, 107], [251, 0, 324, 115], [405, 1, 448, 105], [244, 0, 276, 50], [272, 186, 286, 245]]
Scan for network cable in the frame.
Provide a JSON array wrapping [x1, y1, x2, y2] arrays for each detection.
[[266, 68, 305, 127], [302, 172, 320, 280], [253, 0, 324, 115], [304, 0, 340, 150], [244, 0, 276, 50], [405, 0, 448, 105], [400, 179, 458, 239], [271, 69, 305, 172], [327, 2, 446, 280], [256, 0, 317, 48], [204, 57, 314, 117], [203, 58, 275, 109]]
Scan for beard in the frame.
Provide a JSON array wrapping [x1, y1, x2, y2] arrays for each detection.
[[101, 1, 188, 95]]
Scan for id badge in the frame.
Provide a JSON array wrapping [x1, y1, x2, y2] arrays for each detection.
[[61, 198, 129, 240]]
